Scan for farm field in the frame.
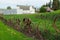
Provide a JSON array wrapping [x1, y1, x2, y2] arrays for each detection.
[[0, 10, 60, 40]]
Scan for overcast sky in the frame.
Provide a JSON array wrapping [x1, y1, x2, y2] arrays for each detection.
[[0, 0, 53, 9]]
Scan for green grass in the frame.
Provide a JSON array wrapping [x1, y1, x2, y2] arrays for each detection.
[[4, 10, 60, 32], [0, 21, 33, 40], [0, 10, 60, 40]]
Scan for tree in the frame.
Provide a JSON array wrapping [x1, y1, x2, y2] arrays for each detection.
[[52, 0, 59, 10], [59, 0, 60, 9], [39, 5, 46, 13], [48, 0, 52, 8], [7, 6, 11, 9]]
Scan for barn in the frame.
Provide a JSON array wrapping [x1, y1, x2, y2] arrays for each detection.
[[17, 5, 35, 14]]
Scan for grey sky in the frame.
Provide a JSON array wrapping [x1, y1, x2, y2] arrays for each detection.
[[0, 0, 53, 9]]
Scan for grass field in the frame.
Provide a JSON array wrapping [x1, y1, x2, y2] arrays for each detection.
[[0, 20, 34, 40], [0, 10, 60, 40], [4, 10, 60, 32]]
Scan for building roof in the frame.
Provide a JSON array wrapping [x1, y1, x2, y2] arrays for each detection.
[[17, 5, 30, 10]]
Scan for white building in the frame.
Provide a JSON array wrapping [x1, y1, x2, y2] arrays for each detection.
[[0, 9, 17, 15], [45, 7, 53, 12], [0, 5, 35, 15], [17, 5, 35, 14]]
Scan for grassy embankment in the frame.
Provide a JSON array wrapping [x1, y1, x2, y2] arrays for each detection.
[[0, 10, 60, 40]]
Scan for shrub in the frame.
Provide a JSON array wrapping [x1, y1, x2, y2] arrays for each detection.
[[39, 6, 46, 13]]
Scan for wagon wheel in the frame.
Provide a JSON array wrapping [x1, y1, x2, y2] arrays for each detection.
[[53, 16, 60, 33]]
